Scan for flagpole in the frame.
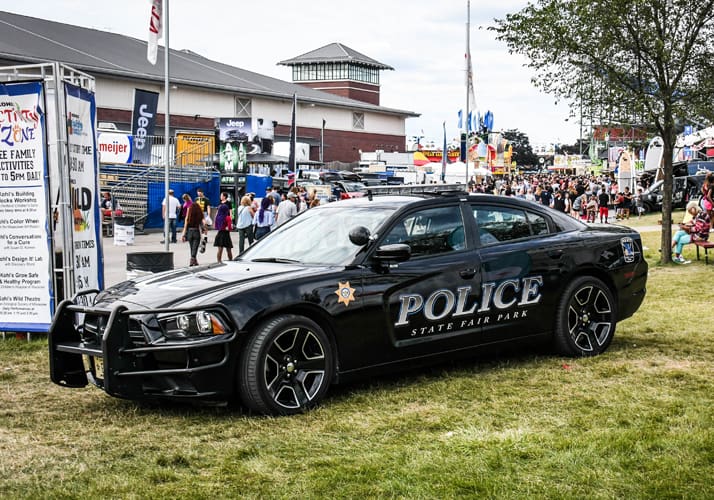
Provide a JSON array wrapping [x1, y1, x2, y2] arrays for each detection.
[[465, 0, 470, 185], [163, 0, 170, 251], [288, 93, 297, 186], [441, 121, 447, 182], [320, 119, 325, 164]]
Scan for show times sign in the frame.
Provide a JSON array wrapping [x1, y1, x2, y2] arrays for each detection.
[[64, 83, 102, 299]]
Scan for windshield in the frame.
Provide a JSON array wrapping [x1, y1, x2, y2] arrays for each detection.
[[239, 205, 394, 265]]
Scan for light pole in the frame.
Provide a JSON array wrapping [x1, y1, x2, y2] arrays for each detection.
[[579, 102, 584, 157]]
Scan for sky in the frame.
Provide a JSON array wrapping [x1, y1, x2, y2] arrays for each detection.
[[4, 0, 581, 147]]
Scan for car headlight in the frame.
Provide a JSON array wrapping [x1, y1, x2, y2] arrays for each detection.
[[160, 310, 229, 339]]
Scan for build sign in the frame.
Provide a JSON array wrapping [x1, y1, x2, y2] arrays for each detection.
[[65, 82, 103, 301]]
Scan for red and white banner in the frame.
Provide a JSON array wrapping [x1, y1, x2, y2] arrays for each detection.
[[147, 0, 162, 65]]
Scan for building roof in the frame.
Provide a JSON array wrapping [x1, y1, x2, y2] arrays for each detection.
[[0, 11, 414, 117], [278, 43, 394, 70]]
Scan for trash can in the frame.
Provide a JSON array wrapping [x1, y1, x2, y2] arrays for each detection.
[[126, 252, 173, 280], [113, 216, 135, 246]]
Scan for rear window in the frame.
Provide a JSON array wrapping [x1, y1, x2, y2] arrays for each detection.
[[471, 203, 580, 245]]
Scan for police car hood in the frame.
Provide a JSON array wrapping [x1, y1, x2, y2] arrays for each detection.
[[95, 261, 330, 309]]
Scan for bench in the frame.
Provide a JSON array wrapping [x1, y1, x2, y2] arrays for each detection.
[[693, 240, 714, 264]]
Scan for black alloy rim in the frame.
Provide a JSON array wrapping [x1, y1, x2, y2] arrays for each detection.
[[263, 326, 327, 409]]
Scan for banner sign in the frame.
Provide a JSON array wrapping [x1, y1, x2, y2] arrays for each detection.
[[420, 149, 461, 163], [0, 81, 53, 332], [218, 118, 252, 171], [593, 126, 648, 142], [176, 131, 214, 167], [131, 88, 159, 164], [97, 132, 132, 163], [65, 82, 103, 300]]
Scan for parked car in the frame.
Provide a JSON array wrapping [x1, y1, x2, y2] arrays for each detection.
[[319, 170, 362, 184], [50, 187, 648, 415], [641, 175, 704, 213], [332, 180, 367, 200]]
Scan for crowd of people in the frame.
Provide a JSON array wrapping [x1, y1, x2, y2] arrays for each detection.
[[159, 169, 713, 266], [166, 185, 322, 266], [467, 172, 648, 222]]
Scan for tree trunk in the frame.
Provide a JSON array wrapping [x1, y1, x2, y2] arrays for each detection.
[[660, 129, 675, 264]]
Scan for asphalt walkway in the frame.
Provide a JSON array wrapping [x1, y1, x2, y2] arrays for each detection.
[[102, 229, 210, 287]]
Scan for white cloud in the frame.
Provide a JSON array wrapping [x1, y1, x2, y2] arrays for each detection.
[[4, 0, 580, 146]]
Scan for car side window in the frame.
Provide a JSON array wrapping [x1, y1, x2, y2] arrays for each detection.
[[382, 206, 466, 257], [473, 206, 547, 244], [527, 211, 549, 235]]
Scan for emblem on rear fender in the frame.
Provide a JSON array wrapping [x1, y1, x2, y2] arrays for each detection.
[[621, 237, 635, 263]]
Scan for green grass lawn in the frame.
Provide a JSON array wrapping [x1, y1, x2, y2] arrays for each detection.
[[1, 230, 713, 498]]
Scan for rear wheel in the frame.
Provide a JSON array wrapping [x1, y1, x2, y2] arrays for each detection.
[[238, 314, 334, 415], [554, 276, 617, 357]]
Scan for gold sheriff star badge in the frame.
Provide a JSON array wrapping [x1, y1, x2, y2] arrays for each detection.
[[335, 281, 356, 307]]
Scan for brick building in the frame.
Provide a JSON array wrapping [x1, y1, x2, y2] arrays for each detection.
[[0, 11, 418, 163]]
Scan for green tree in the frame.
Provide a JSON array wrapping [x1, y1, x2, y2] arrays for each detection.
[[493, 0, 714, 263], [502, 129, 539, 167]]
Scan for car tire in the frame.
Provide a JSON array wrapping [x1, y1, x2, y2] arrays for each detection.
[[238, 314, 334, 415], [553, 276, 617, 357]]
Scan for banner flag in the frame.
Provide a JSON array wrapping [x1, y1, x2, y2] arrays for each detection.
[[484, 110, 494, 131], [147, 0, 163, 65], [131, 88, 159, 164], [218, 117, 252, 171], [64, 82, 103, 299], [457, 110, 463, 130], [288, 93, 297, 174]]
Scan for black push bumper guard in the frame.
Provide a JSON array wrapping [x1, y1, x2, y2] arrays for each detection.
[[49, 290, 237, 399]]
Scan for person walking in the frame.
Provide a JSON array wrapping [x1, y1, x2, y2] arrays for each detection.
[[213, 192, 234, 262], [253, 196, 275, 240], [194, 188, 211, 227], [635, 187, 645, 218], [161, 188, 180, 244], [179, 193, 192, 223], [235, 195, 255, 253], [598, 188, 610, 223], [181, 201, 207, 266], [276, 191, 299, 226]]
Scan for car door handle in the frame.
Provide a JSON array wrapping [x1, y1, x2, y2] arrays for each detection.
[[460, 268, 477, 279], [548, 249, 564, 259]]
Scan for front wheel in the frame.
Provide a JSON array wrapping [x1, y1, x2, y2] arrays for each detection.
[[553, 276, 617, 357], [238, 314, 334, 415]]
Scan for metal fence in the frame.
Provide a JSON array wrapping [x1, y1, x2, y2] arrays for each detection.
[[100, 134, 218, 230]]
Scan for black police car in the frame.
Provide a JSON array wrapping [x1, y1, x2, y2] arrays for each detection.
[[49, 185, 648, 415]]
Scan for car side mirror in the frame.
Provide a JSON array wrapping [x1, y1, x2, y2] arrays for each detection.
[[349, 226, 371, 246], [374, 243, 411, 262]]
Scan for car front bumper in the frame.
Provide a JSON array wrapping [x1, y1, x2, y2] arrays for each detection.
[[49, 294, 239, 401]]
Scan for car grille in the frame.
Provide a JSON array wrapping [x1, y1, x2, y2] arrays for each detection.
[[81, 314, 106, 344], [81, 313, 147, 347]]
